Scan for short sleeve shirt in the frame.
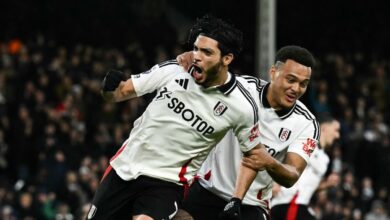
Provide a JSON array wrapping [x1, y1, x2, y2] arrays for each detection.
[[110, 60, 261, 185], [197, 77, 319, 212]]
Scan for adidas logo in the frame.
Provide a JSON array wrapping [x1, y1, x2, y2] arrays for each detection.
[[175, 79, 189, 89]]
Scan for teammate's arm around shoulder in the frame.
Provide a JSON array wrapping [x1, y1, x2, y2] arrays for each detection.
[[176, 51, 193, 71], [101, 70, 137, 102]]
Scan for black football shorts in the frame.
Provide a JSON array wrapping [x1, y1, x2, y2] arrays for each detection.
[[183, 180, 269, 220], [87, 166, 184, 220]]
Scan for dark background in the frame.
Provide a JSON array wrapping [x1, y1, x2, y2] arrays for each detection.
[[2, 0, 389, 68], [1, 1, 390, 219]]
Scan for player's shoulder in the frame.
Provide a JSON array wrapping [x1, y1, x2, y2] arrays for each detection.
[[227, 74, 261, 123], [231, 74, 262, 101], [291, 100, 320, 140], [158, 59, 180, 68], [236, 74, 267, 90], [156, 59, 186, 73], [235, 74, 267, 101], [292, 100, 317, 122]]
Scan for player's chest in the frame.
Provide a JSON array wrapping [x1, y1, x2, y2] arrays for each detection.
[[150, 83, 237, 133], [258, 115, 300, 157]]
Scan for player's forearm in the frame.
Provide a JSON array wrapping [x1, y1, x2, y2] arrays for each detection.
[[266, 159, 300, 187], [101, 80, 136, 102], [232, 164, 258, 199]]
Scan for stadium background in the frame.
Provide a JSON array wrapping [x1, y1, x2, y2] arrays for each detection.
[[0, 0, 389, 219]]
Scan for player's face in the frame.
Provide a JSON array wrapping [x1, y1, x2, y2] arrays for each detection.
[[268, 59, 312, 109], [324, 120, 341, 146], [191, 35, 233, 87]]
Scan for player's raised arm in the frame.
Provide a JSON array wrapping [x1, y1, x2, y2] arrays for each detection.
[[101, 70, 137, 102]]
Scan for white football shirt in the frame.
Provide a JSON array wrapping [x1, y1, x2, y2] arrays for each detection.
[[197, 77, 320, 212], [271, 147, 329, 206], [110, 60, 261, 186]]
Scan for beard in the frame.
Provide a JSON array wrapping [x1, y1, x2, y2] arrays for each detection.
[[202, 60, 224, 87]]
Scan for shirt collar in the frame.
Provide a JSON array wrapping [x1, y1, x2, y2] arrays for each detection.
[[188, 67, 237, 95], [260, 83, 296, 119], [217, 72, 237, 95]]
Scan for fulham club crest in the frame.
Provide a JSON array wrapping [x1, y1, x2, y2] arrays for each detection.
[[278, 128, 291, 142], [214, 101, 228, 116]]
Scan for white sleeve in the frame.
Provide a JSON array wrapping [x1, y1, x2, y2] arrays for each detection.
[[234, 118, 261, 153], [233, 78, 262, 152], [287, 121, 319, 163], [131, 61, 180, 96], [309, 149, 330, 175]]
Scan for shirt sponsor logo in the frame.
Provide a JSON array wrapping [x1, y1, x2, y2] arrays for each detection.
[[156, 87, 172, 100], [302, 138, 317, 156], [213, 101, 228, 116], [264, 145, 279, 157], [168, 97, 215, 136], [278, 128, 291, 142], [249, 123, 260, 142]]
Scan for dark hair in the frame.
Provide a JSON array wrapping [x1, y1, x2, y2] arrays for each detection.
[[317, 112, 336, 124], [275, 45, 315, 68], [187, 14, 243, 57]]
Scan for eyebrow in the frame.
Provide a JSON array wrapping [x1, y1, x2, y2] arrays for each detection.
[[194, 44, 215, 54], [286, 73, 310, 82]]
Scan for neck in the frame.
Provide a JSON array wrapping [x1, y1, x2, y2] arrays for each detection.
[[205, 69, 229, 88], [319, 139, 326, 149], [266, 85, 281, 110]]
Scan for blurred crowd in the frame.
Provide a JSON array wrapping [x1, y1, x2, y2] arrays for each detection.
[[1, 30, 390, 220], [306, 52, 390, 219]]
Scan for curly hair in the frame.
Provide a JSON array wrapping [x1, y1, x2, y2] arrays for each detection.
[[187, 14, 243, 57]]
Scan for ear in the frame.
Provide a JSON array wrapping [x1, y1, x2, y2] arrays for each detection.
[[269, 65, 276, 82], [222, 53, 234, 66]]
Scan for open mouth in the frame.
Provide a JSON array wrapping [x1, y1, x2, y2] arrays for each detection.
[[285, 94, 296, 103], [191, 65, 203, 80]]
